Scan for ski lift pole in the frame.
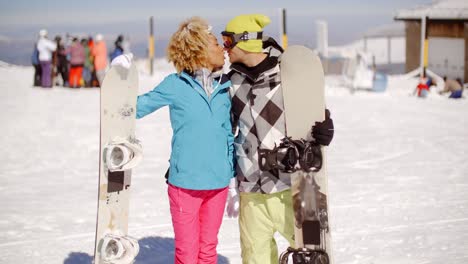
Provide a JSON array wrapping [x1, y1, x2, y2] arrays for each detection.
[[280, 8, 288, 49], [420, 15, 428, 78], [149, 16, 155, 75]]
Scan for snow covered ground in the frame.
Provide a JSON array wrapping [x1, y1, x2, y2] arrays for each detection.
[[0, 59, 467, 264]]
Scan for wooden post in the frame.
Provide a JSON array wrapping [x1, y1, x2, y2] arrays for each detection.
[[420, 15, 428, 77], [149, 16, 155, 75], [388, 36, 391, 64], [281, 8, 288, 49]]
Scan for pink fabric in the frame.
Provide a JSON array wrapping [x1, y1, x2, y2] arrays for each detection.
[[68, 43, 85, 66], [168, 184, 228, 264]]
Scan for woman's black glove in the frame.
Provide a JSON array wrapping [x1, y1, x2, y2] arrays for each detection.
[[311, 109, 334, 146]]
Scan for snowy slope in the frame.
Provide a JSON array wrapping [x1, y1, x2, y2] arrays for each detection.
[[0, 59, 467, 264]]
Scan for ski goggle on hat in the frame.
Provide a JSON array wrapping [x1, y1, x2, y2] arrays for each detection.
[[221, 31, 263, 49], [223, 14, 271, 52]]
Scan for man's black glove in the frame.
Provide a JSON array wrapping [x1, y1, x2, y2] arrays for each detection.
[[311, 109, 334, 146]]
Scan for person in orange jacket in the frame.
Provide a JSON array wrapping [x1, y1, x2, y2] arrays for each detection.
[[91, 34, 108, 87]]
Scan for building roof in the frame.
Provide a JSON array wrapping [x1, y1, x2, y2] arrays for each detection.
[[363, 23, 405, 38], [395, 0, 468, 20]]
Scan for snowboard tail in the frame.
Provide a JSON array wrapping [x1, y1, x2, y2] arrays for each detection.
[[302, 220, 321, 245]]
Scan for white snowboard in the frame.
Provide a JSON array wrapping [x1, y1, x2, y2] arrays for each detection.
[[94, 64, 140, 264], [280, 46, 333, 263]]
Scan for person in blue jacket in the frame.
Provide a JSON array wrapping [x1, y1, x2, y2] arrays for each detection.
[[113, 17, 234, 264]]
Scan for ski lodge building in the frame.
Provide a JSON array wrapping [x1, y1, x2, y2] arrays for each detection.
[[360, 24, 406, 74], [394, 0, 468, 82]]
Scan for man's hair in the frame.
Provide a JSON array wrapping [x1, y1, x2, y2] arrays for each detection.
[[167, 17, 211, 73]]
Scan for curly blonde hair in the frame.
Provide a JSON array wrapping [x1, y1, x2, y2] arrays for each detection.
[[167, 17, 211, 73]]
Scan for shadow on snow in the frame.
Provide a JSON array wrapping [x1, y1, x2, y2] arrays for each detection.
[[63, 236, 230, 264]]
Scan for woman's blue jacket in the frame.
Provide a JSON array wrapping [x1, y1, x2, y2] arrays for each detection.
[[136, 72, 234, 190]]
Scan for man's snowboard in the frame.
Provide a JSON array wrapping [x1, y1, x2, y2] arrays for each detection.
[[94, 64, 141, 264], [280, 46, 332, 264]]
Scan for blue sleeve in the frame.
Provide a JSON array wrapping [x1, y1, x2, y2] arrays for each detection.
[[223, 93, 235, 177], [136, 75, 174, 119]]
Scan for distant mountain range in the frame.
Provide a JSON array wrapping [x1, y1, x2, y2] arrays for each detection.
[[0, 14, 399, 65]]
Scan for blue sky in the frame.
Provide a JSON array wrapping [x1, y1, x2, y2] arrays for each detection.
[[0, 0, 432, 64], [0, 0, 431, 26]]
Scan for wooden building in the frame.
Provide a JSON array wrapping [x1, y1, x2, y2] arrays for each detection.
[[395, 0, 468, 81]]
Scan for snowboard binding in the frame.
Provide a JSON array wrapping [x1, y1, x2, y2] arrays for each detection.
[[280, 247, 329, 264], [103, 136, 143, 172], [258, 137, 322, 173], [98, 233, 140, 264]]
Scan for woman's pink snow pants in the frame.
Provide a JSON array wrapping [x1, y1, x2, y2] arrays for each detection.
[[168, 184, 228, 264]]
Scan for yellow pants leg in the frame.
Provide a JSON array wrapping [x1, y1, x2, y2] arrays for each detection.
[[239, 189, 295, 264]]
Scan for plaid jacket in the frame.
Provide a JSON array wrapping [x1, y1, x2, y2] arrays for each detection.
[[228, 48, 291, 194]]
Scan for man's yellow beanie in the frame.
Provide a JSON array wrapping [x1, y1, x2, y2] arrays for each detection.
[[225, 14, 271, 53]]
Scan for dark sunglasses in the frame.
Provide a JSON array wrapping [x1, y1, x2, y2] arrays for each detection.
[[221, 31, 263, 49]]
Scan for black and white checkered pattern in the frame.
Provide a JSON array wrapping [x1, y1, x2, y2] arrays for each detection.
[[229, 55, 291, 194]]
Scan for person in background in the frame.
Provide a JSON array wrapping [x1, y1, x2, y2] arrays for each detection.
[[87, 36, 99, 87], [67, 37, 85, 88], [113, 17, 234, 264], [413, 72, 437, 98], [54, 36, 69, 87], [81, 38, 93, 87], [414, 77, 430, 98], [36, 29, 57, 88], [222, 14, 335, 263], [439, 76, 464, 99], [51, 37, 58, 87], [91, 34, 108, 87], [110, 34, 124, 62], [31, 42, 41, 87]]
